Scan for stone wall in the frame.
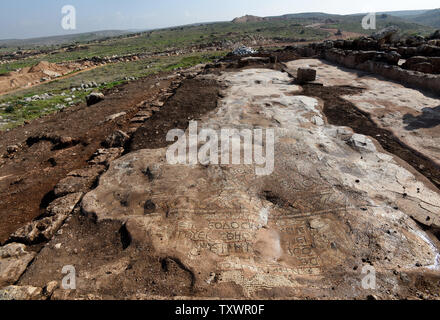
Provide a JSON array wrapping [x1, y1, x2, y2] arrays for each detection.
[[288, 33, 440, 95], [323, 48, 440, 94]]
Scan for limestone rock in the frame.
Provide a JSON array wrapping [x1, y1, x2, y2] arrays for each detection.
[[384, 51, 401, 65], [0, 286, 44, 300], [54, 166, 105, 197], [10, 215, 61, 244], [403, 56, 435, 73], [414, 63, 434, 74], [104, 112, 126, 122], [43, 281, 58, 297], [429, 57, 440, 73], [86, 92, 104, 106], [103, 130, 130, 148], [6, 145, 19, 154], [81, 69, 440, 298], [348, 134, 377, 153], [9, 193, 83, 244], [417, 44, 440, 57], [46, 192, 83, 216], [88, 148, 124, 166], [311, 115, 324, 126], [0, 243, 35, 287], [372, 26, 400, 44], [404, 56, 429, 67]]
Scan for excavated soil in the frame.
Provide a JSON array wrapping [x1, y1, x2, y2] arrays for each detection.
[[130, 78, 221, 151], [18, 211, 198, 299], [0, 73, 175, 244], [0, 61, 88, 95]]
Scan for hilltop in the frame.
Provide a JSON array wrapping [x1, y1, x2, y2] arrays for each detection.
[[395, 8, 440, 28], [232, 15, 267, 23]]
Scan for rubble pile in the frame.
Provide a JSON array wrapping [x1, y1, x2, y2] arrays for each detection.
[[232, 45, 257, 56]]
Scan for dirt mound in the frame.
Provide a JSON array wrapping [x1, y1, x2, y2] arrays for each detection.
[[0, 61, 79, 95], [27, 61, 67, 74]]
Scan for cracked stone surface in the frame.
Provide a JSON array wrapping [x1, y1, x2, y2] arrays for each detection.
[[0, 243, 36, 287], [0, 285, 43, 300], [76, 69, 440, 298], [54, 166, 105, 197], [286, 59, 440, 167]]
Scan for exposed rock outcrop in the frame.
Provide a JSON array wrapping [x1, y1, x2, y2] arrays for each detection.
[[0, 285, 44, 300], [54, 167, 105, 197], [86, 92, 105, 106], [0, 244, 35, 287], [9, 193, 83, 244]]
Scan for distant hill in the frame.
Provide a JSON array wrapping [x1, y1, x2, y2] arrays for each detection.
[[2, 9, 437, 51], [231, 10, 439, 26], [232, 15, 267, 23], [268, 12, 339, 20], [382, 8, 440, 28], [0, 30, 131, 49], [379, 10, 430, 17], [230, 11, 433, 36], [397, 8, 440, 28], [233, 12, 339, 22]]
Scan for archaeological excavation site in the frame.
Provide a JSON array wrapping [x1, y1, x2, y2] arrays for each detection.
[[0, 3, 440, 304]]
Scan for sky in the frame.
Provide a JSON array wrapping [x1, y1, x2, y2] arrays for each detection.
[[0, 0, 439, 39]]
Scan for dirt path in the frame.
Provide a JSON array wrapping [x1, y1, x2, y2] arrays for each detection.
[[131, 78, 221, 151]]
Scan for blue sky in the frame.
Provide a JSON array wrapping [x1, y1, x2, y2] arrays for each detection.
[[0, 0, 438, 39]]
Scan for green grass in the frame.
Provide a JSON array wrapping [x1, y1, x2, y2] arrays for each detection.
[[0, 20, 330, 75], [0, 58, 41, 74], [1, 15, 433, 75], [326, 14, 434, 37], [0, 13, 434, 129], [0, 51, 225, 129], [163, 53, 226, 71]]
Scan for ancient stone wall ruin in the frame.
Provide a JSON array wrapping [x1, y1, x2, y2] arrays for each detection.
[[289, 33, 440, 95]]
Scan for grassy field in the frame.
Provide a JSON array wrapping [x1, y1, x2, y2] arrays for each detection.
[[326, 14, 434, 36], [0, 14, 434, 75], [0, 19, 331, 75], [0, 51, 226, 129]]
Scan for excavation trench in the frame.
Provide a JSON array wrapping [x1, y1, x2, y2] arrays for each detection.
[[130, 78, 221, 151], [11, 61, 440, 300], [301, 83, 440, 191]]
